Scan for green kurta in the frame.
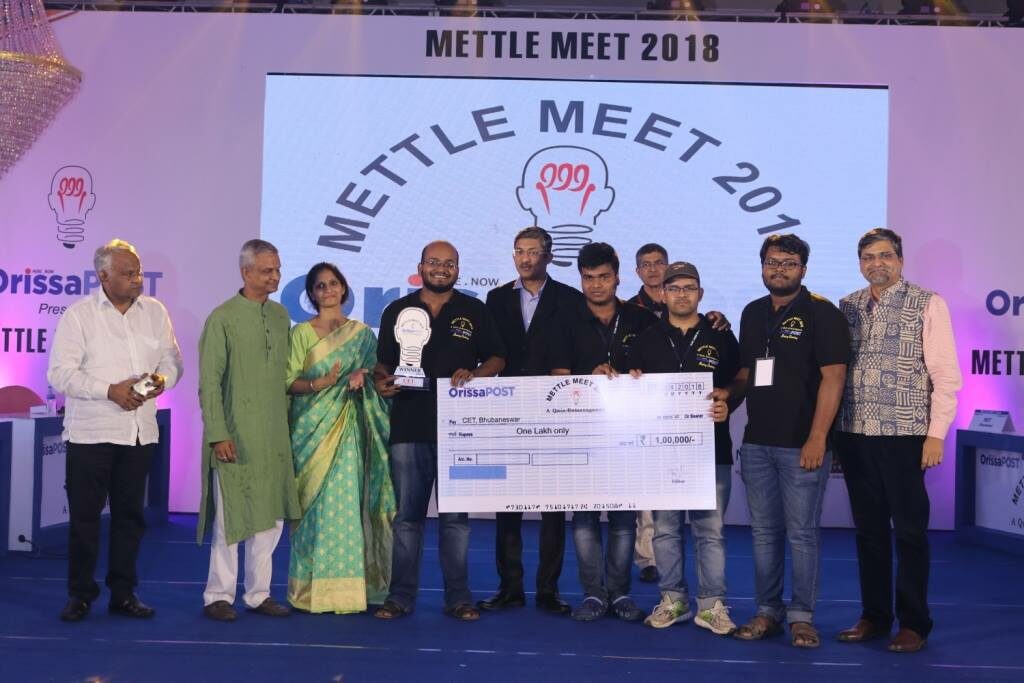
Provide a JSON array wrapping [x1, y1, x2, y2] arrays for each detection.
[[196, 293, 301, 546]]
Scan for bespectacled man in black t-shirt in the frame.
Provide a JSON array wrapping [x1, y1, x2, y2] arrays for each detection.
[[372, 241, 506, 623], [715, 234, 849, 649], [627, 261, 741, 635]]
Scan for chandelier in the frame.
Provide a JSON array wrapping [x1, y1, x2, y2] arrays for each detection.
[[0, 0, 82, 181]]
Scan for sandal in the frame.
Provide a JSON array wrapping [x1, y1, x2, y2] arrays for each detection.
[[733, 614, 784, 641], [373, 600, 407, 620], [444, 602, 481, 622], [790, 621, 821, 649]]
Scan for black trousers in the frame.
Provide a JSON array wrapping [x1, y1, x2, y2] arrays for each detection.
[[66, 442, 153, 603], [493, 512, 566, 597], [834, 432, 932, 637]]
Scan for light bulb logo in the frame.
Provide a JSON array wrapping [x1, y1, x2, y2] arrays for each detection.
[[516, 146, 615, 267], [395, 307, 432, 367], [48, 165, 96, 249]]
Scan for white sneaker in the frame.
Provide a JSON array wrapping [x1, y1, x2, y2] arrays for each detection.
[[694, 599, 737, 635], [643, 595, 692, 629]]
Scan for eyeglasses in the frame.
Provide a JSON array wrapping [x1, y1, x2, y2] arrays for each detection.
[[423, 258, 457, 269], [638, 260, 667, 270], [859, 251, 899, 264], [762, 258, 803, 271], [513, 248, 547, 259], [664, 284, 700, 295]]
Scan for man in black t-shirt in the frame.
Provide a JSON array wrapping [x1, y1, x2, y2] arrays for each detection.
[[718, 234, 849, 648], [625, 242, 668, 585], [627, 261, 741, 635], [549, 243, 658, 623], [372, 241, 506, 623]]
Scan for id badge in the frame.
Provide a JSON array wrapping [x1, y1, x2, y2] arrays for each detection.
[[754, 357, 775, 387]]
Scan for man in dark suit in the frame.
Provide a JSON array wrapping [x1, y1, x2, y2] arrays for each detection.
[[477, 226, 586, 615]]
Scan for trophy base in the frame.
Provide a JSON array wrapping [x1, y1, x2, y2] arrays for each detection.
[[394, 367, 430, 391]]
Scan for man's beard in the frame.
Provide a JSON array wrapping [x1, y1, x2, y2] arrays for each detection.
[[423, 278, 455, 294], [764, 276, 801, 298]]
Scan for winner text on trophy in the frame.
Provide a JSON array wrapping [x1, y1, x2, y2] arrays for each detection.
[[393, 307, 431, 390]]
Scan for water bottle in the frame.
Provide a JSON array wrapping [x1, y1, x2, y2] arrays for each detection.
[[46, 385, 57, 415]]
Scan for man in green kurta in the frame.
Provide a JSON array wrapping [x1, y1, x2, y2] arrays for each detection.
[[198, 238, 301, 622]]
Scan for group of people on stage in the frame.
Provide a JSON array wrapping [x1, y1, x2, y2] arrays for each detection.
[[46, 224, 960, 654]]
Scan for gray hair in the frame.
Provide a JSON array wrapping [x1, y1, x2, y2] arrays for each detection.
[[857, 227, 903, 258], [239, 239, 279, 269], [94, 239, 139, 274], [514, 226, 552, 254]]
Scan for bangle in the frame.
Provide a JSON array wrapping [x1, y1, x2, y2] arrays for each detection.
[[309, 379, 316, 393]]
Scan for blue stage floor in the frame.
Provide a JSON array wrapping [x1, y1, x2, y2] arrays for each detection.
[[2, 516, 1022, 682]]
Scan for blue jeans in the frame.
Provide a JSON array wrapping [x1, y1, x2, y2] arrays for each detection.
[[572, 510, 636, 603], [386, 442, 471, 611], [652, 464, 732, 611], [739, 443, 830, 625]]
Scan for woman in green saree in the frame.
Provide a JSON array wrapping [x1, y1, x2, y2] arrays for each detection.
[[285, 262, 395, 613]]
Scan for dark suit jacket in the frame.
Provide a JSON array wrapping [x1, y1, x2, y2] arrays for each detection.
[[485, 277, 586, 377]]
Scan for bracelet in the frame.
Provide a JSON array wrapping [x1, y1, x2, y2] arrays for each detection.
[[309, 378, 316, 393]]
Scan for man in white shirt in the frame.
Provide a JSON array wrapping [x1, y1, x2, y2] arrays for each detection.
[[47, 239, 183, 622]]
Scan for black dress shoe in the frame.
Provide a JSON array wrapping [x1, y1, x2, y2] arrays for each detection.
[[476, 590, 526, 610], [536, 594, 572, 615], [60, 598, 90, 622], [108, 594, 155, 619]]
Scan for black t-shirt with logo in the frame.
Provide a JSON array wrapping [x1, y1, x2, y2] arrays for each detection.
[[628, 316, 741, 465], [738, 286, 850, 449], [378, 290, 506, 445], [549, 300, 659, 374]]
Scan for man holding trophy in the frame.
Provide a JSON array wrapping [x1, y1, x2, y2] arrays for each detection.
[[373, 241, 506, 622]]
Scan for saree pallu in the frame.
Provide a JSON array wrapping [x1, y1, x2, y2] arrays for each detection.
[[287, 320, 395, 613]]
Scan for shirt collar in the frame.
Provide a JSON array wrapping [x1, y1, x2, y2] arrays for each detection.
[[513, 277, 548, 296], [235, 290, 272, 309], [871, 278, 908, 306], [659, 313, 705, 337], [587, 299, 623, 324], [94, 288, 144, 311]]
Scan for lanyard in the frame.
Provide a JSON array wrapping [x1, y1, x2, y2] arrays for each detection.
[[667, 326, 701, 372], [601, 312, 621, 365], [763, 290, 804, 357]]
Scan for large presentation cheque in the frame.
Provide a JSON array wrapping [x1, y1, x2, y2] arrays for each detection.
[[436, 373, 716, 513]]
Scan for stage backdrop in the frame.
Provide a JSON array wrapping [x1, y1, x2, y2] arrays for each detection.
[[2, 14, 1021, 529]]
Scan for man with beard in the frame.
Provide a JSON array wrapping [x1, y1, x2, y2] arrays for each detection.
[[834, 228, 960, 653], [373, 241, 505, 622], [550, 242, 659, 623], [718, 234, 849, 649], [478, 227, 585, 615]]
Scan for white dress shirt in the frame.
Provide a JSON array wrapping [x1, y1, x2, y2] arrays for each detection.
[[47, 289, 183, 445]]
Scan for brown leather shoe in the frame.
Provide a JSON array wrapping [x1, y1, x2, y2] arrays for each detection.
[[246, 597, 290, 617], [888, 627, 927, 653], [838, 619, 890, 643], [203, 600, 237, 622]]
